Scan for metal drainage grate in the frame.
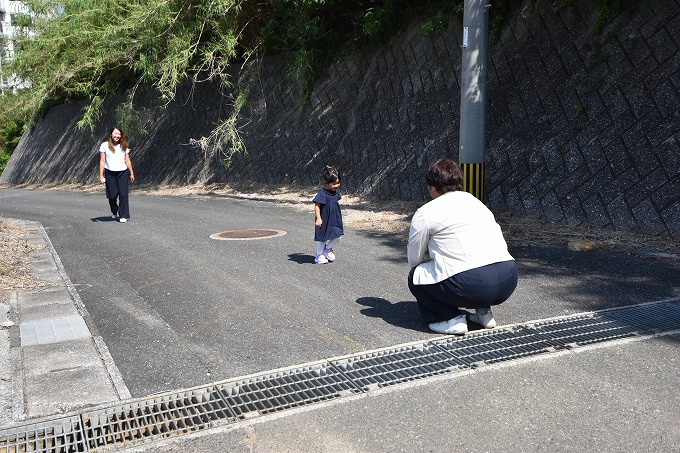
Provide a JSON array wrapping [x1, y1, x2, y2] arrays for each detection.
[[602, 301, 680, 333], [330, 343, 466, 390], [216, 363, 360, 418], [1, 301, 678, 452], [526, 313, 640, 347], [209, 229, 287, 240], [0, 416, 85, 453], [82, 387, 235, 450], [431, 325, 559, 366]]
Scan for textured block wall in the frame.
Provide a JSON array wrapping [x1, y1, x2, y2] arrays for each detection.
[[2, 0, 678, 238], [485, 1, 680, 238]]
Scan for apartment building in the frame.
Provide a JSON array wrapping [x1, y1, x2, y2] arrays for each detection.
[[0, 0, 30, 92]]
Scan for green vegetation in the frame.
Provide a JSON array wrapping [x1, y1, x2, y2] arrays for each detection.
[[488, 0, 524, 43], [0, 0, 655, 172], [594, 0, 655, 33], [0, 92, 30, 172], [552, 0, 576, 12], [1, 0, 470, 169], [9, 13, 33, 29], [574, 101, 587, 114]]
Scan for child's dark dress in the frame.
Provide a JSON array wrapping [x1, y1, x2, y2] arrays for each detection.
[[313, 188, 344, 242]]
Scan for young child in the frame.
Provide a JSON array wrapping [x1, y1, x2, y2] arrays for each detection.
[[313, 165, 344, 264]]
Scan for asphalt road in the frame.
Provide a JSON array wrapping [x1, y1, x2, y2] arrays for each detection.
[[1, 187, 427, 396], [1, 187, 680, 451], [1, 187, 679, 399]]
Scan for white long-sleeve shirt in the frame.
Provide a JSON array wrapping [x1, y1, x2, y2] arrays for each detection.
[[407, 191, 514, 285]]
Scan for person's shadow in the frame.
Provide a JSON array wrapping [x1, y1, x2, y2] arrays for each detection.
[[288, 253, 316, 264], [357, 297, 488, 333], [91, 216, 117, 222], [356, 297, 428, 332]]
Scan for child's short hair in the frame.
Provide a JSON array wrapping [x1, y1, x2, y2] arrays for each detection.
[[321, 165, 340, 184]]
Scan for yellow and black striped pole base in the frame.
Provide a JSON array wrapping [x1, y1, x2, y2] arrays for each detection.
[[461, 162, 485, 201]]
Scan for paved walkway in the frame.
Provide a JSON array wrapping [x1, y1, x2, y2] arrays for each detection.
[[2, 219, 129, 422]]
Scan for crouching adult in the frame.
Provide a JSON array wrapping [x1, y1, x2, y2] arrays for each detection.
[[407, 157, 518, 335]]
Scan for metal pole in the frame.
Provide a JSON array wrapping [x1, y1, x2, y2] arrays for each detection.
[[459, 0, 490, 201]]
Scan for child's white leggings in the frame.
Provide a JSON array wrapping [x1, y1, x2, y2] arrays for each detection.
[[316, 236, 341, 256]]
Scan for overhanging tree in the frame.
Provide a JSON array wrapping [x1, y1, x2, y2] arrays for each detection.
[[4, 0, 529, 165]]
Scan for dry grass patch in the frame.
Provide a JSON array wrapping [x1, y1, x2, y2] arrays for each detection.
[[0, 219, 54, 299]]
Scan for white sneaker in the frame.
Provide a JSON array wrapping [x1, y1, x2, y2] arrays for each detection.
[[323, 247, 336, 262], [315, 254, 328, 264], [111, 215, 117, 219], [119, 218, 128, 223], [428, 314, 468, 335], [469, 307, 497, 328]]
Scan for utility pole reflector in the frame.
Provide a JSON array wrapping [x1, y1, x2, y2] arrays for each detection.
[[462, 163, 485, 201]]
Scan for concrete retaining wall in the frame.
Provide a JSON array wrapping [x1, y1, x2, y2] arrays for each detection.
[[2, 0, 678, 238]]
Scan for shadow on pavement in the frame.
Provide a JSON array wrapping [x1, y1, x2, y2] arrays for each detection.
[[356, 297, 429, 333], [90, 216, 117, 222], [507, 244, 680, 332], [288, 253, 316, 264]]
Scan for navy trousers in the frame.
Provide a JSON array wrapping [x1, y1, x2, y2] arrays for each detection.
[[408, 260, 518, 323], [104, 169, 130, 219]]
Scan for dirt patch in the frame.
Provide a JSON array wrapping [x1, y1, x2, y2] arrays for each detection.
[[0, 219, 54, 299]]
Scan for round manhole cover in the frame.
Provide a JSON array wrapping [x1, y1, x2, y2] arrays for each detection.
[[210, 229, 287, 240]]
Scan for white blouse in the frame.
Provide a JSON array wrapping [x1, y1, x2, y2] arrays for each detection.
[[99, 142, 129, 172]]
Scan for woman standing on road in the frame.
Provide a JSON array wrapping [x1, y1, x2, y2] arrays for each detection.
[[99, 126, 135, 223], [407, 157, 518, 335]]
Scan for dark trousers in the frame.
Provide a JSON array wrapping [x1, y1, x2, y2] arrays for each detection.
[[408, 260, 518, 323], [104, 169, 130, 219]]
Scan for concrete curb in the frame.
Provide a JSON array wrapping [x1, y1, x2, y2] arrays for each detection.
[[6, 218, 130, 422]]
